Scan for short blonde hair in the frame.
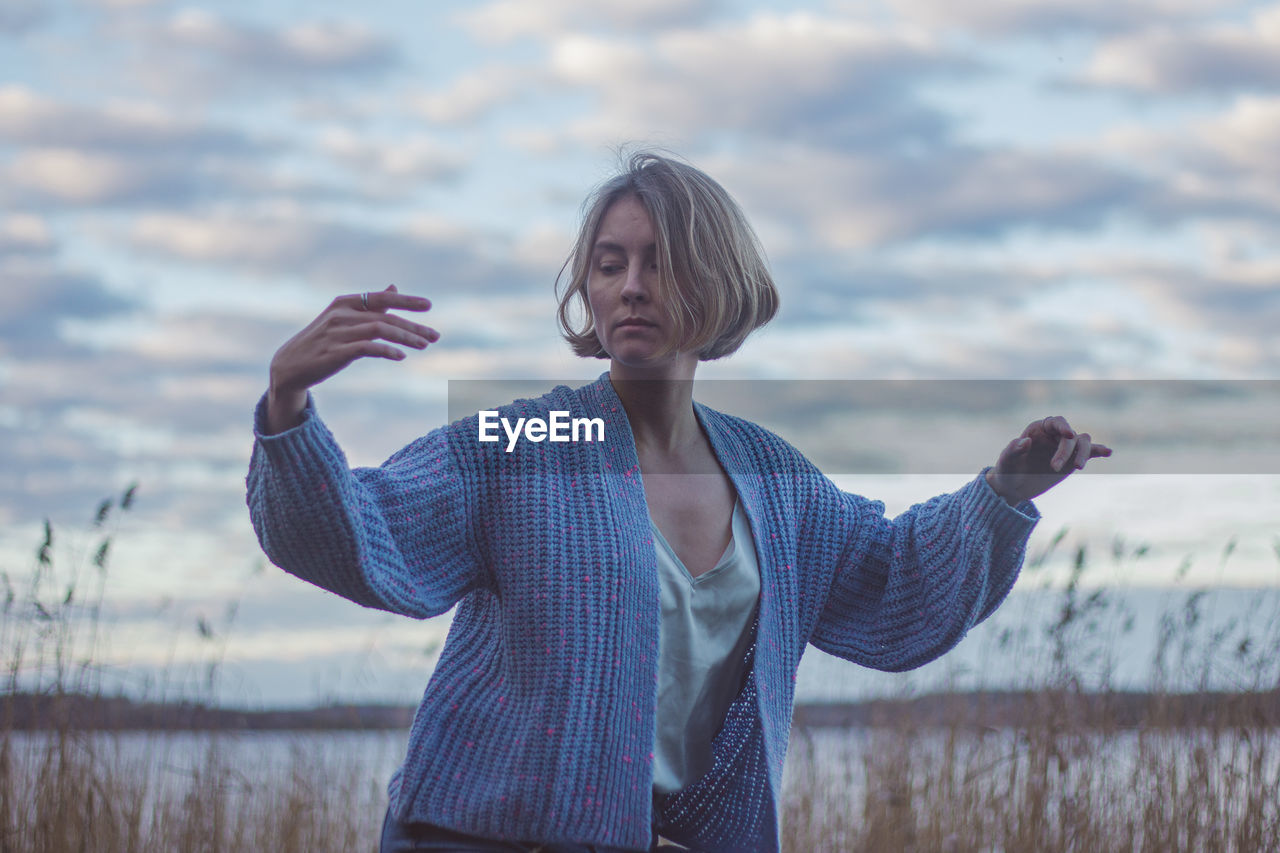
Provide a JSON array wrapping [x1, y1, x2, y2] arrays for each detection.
[[556, 150, 779, 361]]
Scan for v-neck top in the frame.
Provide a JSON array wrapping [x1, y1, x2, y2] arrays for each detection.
[[650, 498, 761, 795]]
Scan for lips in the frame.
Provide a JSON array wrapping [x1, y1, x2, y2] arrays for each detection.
[[616, 317, 657, 329]]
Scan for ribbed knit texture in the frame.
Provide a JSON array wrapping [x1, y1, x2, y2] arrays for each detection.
[[246, 372, 1039, 852]]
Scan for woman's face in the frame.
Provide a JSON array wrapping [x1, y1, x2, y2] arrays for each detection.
[[587, 195, 691, 371]]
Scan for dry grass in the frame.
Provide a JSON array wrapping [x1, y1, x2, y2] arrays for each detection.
[[1, 487, 390, 852], [783, 709, 1280, 851], [782, 533, 1280, 852], [2, 732, 387, 853], [4, 489, 1280, 851]]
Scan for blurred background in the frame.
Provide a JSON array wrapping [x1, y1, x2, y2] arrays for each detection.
[[2, 0, 1278, 708]]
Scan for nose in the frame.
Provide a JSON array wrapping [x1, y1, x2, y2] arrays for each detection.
[[620, 262, 650, 305]]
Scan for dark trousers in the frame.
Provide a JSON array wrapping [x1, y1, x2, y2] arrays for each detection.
[[379, 807, 662, 853]]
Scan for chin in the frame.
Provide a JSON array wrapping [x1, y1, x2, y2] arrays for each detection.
[[609, 353, 665, 370], [607, 345, 694, 373], [599, 338, 648, 361]]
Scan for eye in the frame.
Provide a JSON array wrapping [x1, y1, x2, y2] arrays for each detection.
[[598, 261, 623, 275]]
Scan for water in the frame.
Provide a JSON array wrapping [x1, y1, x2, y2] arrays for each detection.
[[8, 728, 409, 786]]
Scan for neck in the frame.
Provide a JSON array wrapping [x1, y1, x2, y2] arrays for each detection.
[[608, 357, 700, 455]]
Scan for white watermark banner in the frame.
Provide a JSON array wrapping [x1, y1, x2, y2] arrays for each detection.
[[448, 379, 1280, 474]]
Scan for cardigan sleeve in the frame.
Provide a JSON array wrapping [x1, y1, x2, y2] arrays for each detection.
[[246, 392, 483, 618], [807, 469, 1039, 672]]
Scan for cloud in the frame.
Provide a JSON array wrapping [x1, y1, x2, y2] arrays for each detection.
[[0, 0, 46, 34], [711, 142, 1143, 249], [873, 0, 1233, 36], [412, 65, 538, 125], [1102, 96, 1280, 218], [83, 0, 165, 8], [0, 306, 289, 530], [459, 0, 720, 42], [543, 14, 971, 150], [0, 89, 392, 211], [920, 249, 1280, 375], [0, 286, 563, 534], [0, 214, 55, 254], [1117, 255, 1280, 350], [743, 316, 1132, 381], [1082, 5, 1280, 93], [314, 128, 468, 183], [126, 211, 544, 295], [105, 8, 401, 99], [98, 311, 301, 372], [163, 9, 395, 73], [1192, 96, 1280, 179], [0, 258, 138, 352], [1, 147, 196, 206], [0, 87, 352, 210], [0, 147, 352, 210], [731, 189, 1280, 376], [0, 85, 259, 153]]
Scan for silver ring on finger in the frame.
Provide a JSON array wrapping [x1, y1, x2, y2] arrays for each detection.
[[360, 291, 370, 311]]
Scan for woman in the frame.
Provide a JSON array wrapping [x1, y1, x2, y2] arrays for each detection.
[[247, 151, 1110, 852]]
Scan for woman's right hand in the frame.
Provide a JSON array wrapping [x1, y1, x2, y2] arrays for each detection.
[[264, 285, 439, 434]]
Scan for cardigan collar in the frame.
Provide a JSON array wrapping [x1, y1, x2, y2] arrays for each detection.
[[580, 367, 762, 495], [581, 371, 782, 839], [581, 368, 775, 672], [581, 369, 751, 468]]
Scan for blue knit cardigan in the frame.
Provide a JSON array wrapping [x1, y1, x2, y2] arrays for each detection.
[[246, 372, 1039, 852]]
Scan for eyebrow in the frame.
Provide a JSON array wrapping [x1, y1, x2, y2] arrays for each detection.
[[591, 240, 657, 254]]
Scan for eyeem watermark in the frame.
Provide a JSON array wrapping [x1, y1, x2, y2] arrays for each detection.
[[453, 378, 1280, 473], [478, 410, 605, 453]]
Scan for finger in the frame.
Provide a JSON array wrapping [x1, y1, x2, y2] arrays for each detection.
[[341, 339, 407, 361], [368, 286, 431, 313], [1071, 433, 1092, 470], [994, 436, 1032, 474], [337, 290, 431, 314], [380, 314, 440, 342], [1052, 434, 1077, 472], [337, 293, 367, 312], [349, 319, 435, 349], [1090, 443, 1113, 458], [342, 313, 440, 343], [1041, 415, 1074, 440]]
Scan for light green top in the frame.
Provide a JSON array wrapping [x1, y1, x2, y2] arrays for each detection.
[[651, 499, 761, 795]]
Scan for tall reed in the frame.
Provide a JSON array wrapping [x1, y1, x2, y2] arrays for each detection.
[[782, 531, 1280, 852], [1, 488, 391, 853], [5, 493, 1280, 851]]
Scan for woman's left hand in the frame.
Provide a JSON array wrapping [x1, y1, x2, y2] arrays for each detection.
[[985, 416, 1112, 505]]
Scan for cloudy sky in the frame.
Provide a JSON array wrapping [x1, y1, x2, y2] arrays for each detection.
[[3, 0, 1279, 706]]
